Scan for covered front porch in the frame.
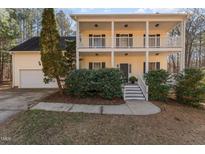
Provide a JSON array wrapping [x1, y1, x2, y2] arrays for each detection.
[[78, 51, 183, 79]]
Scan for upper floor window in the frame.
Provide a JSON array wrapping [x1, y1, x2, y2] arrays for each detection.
[[144, 34, 160, 47], [89, 34, 105, 48], [116, 34, 133, 48]]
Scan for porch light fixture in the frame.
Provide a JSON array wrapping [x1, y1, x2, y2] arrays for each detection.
[[155, 24, 159, 27], [94, 24, 98, 27], [124, 24, 128, 28], [95, 53, 99, 56], [124, 53, 128, 56], [38, 61, 41, 66], [155, 53, 159, 56]]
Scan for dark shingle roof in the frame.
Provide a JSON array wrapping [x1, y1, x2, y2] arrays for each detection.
[[10, 36, 76, 51]]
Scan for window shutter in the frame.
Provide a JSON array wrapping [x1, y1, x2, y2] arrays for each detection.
[[102, 34, 105, 47], [89, 62, 93, 70], [129, 34, 133, 47], [102, 62, 106, 68], [156, 62, 160, 70], [143, 34, 146, 47], [89, 34, 93, 48], [116, 34, 120, 47], [143, 62, 145, 74], [156, 34, 160, 47]]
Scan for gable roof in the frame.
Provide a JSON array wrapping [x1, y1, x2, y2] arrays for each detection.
[[10, 36, 76, 52]]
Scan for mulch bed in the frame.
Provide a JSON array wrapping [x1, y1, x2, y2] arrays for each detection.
[[40, 91, 125, 105]]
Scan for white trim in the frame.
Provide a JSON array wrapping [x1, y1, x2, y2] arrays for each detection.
[[76, 19, 185, 22], [78, 47, 183, 53]]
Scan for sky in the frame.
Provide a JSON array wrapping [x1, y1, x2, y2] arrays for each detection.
[[62, 8, 179, 14]]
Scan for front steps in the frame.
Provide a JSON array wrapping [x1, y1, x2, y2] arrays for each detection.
[[123, 84, 146, 101]]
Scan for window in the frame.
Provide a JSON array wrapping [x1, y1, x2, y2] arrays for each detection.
[[116, 34, 133, 48], [89, 62, 106, 70], [89, 34, 105, 48], [144, 34, 160, 47], [143, 62, 160, 73]]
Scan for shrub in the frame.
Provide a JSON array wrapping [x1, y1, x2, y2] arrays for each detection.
[[65, 68, 125, 99], [175, 68, 205, 107], [144, 69, 171, 101], [129, 76, 138, 84]]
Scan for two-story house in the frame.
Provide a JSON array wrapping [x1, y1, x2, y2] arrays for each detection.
[[10, 13, 186, 100], [72, 14, 186, 78]]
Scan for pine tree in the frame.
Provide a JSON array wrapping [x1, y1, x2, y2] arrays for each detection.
[[64, 40, 76, 72], [40, 8, 64, 94]]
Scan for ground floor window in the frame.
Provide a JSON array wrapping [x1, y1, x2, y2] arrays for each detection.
[[89, 62, 106, 70], [143, 62, 160, 73]]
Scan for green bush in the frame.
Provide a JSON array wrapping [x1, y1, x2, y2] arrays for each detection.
[[65, 68, 125, 99], [129, 76, 138, 84], [175, 68, 205, 107], [144, 69, 171, 101]]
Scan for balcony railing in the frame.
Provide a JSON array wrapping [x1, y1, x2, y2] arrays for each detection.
[[78, 36, 181, 49]]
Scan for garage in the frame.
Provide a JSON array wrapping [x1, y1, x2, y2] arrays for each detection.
[[20, 69, 57, 88]]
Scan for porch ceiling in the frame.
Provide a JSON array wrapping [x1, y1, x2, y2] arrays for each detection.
[[79, 21, 180, 33]]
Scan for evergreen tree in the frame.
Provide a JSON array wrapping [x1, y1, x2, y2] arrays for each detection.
[[40, 8, 64, 94], [64, 40, 76, 72]]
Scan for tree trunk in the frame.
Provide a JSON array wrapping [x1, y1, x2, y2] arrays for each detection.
[[198, 32, 202, 67], [56, 76, 63, 95]]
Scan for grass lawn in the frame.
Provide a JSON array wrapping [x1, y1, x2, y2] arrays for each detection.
[[0, 101, 205, 145]]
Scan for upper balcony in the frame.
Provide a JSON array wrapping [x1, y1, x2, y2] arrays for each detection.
[[76, 20, 185, 51], [79, 35, 181, 49]]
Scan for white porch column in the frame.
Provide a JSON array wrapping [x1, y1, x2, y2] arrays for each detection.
[[145, 21, 149, 73], [111, 21, 115, 67], [145, 51, 149, 73], [76, 21, 80, 69], [145, 21, 149, 48], [111, 51, 114, 68], [111, 21, 114, 48], [76, 51, 79, 69]]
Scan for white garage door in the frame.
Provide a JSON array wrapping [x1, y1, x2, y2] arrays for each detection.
[[20, 69, 58, 88]]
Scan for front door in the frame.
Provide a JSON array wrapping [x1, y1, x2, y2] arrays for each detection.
[[120, 63, 129, 82]]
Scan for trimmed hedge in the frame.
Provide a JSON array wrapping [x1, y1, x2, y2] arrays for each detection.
[[175, 68, 205, 107], [64, 68, 125, 99], [144, 69, 171, 101]]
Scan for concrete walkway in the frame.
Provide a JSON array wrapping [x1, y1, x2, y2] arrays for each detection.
[[31, 100, 161, 115]]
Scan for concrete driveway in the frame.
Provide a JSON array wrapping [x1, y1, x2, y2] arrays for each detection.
[[0, 88, 56, 124]]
